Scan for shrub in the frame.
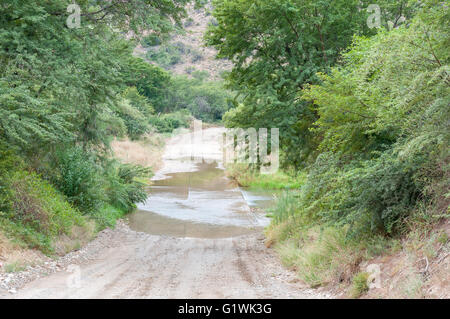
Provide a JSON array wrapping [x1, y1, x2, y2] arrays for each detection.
[[350, 272, 370, 298], [185, 66, 196, 74], [90, 204, 126, 230], [167, 75, 233, 122], [191, 70, 209, 81], [148, 110, 191, 133], [184, 17, 195, 28], [270, 149, 429, 236], [1, 170, 86, 254], [49, 147, 105, 214], [191, 52, 204, 63], [147, 43, 185, 69], [103, 160, 151, 213], [116, 88, 154, 140], [0, 141, 21, 212], [141, 34, 162, 47]]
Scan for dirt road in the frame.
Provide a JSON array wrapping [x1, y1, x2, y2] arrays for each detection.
[[3, 128, 329, 299]]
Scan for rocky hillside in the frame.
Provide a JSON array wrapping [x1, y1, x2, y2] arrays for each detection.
[[134, 2, 231, 81]]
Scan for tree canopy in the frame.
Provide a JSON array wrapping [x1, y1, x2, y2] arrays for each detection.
[[206, 0, 419, 167]]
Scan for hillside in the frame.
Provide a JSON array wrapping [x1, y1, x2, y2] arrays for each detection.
[[134, 3, 231, 81]]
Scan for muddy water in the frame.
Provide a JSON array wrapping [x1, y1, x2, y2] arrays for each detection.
[[129, 161, 275, 238]]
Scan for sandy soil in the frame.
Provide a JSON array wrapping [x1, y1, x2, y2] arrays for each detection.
[[0, 128, 330, 299]]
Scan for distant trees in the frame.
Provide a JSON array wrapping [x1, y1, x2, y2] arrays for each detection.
[[167, 75, 234, 122]]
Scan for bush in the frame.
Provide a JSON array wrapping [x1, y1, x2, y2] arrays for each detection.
[[268, 148, 431, 237], [116, 88, 154, 140], [185, 66, 196, 74], [0, 142, 20, 212], [147, 43, 185, 69], [350, 272, 370, 298], [1, 170, 86, 254], [90, 204, 127, 230], [191, 52, 204, 63], [141, 34, 162, 47], [191, 70, 209, 81], [48, 146, 152, 219], [184, 17, 195, 28], [103, 160, 151, 213], [148, 110, 192, 133], [49, 147, 105, 214]]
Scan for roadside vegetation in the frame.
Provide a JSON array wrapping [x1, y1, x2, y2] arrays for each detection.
[[226, 164, 304, 190], [140, 37, 234, 123], [0, 0, 233, 260], [0, 0, 206, 257], [208, 0, 449, 297]]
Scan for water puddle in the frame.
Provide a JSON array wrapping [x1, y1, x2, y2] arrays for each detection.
[[129, 161, 276, 238], [240, 188, 281, 211]]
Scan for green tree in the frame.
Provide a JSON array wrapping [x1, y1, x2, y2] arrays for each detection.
[[206, 0, 417, 167], [0, 0, 189, 151], [291, 0, 449, 234]]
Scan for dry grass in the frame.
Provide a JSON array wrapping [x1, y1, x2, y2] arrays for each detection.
[[53, 221, 96, 256], [270, 220, 450, 298], [362, 219, 450, 299], [0, 221, 97, 272], [111, 133, 166, 171], [0, 233, 48, 273], [271, 225, 364, 289]]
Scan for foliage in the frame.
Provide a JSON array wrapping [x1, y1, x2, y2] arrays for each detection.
[[103, 160, 152, 213], [0, 0, 190, 149], [147, 43, 184, 68], [123, 57, 172, 114], [350, 272, 370, 298], [297, 3, 449, 234], [116, 87, 155, 140], [90, 204, 128, 230], [49, 147, 105, 215], [148, 110, 192, 133], [167, 75, 233, 122], [0, 0, 192, 254], [0, 142, 21, 212], [236, 1, 449, 290], [207, 0, 418, 168], [226, 164, 304, 190], [146, 41, 203, 69], [0, 169, 87, 254], [141, 34, 163, 47], [48, 146, 151, 216]]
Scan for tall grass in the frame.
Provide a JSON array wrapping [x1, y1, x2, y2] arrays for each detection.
[[267, 182, 396, 288], [0, 170, 90, 254], [226, 163, 305, 190]]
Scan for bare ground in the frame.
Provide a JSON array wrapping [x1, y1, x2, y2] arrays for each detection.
[[2, 221, 329, 299]]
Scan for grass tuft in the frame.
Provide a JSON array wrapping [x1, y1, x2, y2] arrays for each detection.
[[350, 272, 370, 298]]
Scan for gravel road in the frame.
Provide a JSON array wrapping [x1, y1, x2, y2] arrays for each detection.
[[1, 127, 330, 299]]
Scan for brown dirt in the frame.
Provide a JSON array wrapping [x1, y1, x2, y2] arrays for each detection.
[[360, 219, 450, 299], [0, 128, 331, 299], [1, 222, 330, 299], [0, 234, 48, 274]]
